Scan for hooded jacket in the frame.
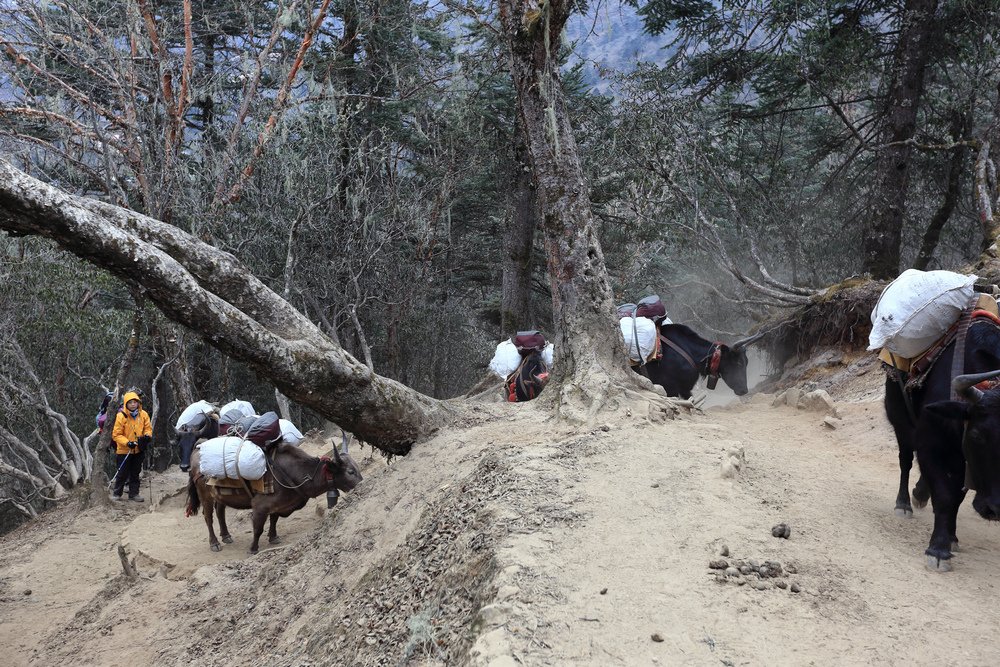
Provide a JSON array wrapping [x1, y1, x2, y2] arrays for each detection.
[[112, 391, 153, 455]]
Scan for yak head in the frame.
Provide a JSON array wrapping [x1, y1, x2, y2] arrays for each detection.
[[324, 431, 363, 495], [926, 370, 1000, 521], [717, 332, 764, 396]]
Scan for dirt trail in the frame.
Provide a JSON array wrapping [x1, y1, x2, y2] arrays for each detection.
[[2, 370, 1000, 666]]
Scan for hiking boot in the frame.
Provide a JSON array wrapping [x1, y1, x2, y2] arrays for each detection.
[[128, 495, 145, 503], [111, 495, 124, 502]]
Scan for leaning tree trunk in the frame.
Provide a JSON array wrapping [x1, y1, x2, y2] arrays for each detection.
[[498, 0, 646, 420], [0, 161, 444, 455], [862, 0, 939, 279]]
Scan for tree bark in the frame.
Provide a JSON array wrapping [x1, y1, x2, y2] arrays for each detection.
[[0, 161, 446, 455], [501, 126, 538, 335], [862, 0, 940, 279], [498, 0, 645, 421]]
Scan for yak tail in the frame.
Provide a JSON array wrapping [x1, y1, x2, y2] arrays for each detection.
[[185, 475, 200, 517]]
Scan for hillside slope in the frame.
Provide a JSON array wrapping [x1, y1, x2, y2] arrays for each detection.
[[2, 365, 999, 666]]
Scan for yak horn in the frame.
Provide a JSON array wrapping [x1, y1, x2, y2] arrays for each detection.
[[340, 428, 352, 455], [952, 370, 1000, 403], [732, 331, 766, 351]]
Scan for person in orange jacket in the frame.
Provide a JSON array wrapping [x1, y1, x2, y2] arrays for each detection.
[[111, 390, 152, 501]]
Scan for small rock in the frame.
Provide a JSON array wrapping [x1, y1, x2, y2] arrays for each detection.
[[600, 424, 611, 432], [771, 523, 791, 539], [752, 580, 769, 591], [785, 387, 803, 408], [790, 583, 801, 593], [720, 545, 730, 557], [708, 559, 729, 570], [725, 567, 739, 578], [739, 565, 752, 575], [823, 416, 842, 429], [600, 588, 608, 595], [23, 589, 31, 596], [775, 580, 788, 590], [651, 483, 660, 488], [801, 389, 837, 415], [720, 459, 737, 479], [758, 566, 770, 578], [748, 559, 760, 569], [736, 578, 746, 586], [785, 564, 798, 574], [651, 633, 664, 643]]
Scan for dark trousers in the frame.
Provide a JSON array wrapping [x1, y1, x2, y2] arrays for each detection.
[[113, 450, 144, 497]]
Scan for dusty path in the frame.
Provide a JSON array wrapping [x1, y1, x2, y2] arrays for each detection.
[[485, 394, 1000, 665], [2, 373, 1000, 666]]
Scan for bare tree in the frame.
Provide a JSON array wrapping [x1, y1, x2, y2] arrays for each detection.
[[0, 161, 446, 455]]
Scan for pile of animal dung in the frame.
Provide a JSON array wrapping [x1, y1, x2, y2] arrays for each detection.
[[707, 551, 802, 593]]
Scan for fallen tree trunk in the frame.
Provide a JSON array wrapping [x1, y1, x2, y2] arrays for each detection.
[[0, 161, 445, 455]]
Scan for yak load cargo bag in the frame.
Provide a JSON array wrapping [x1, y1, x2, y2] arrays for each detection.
[[489, 340, 523, 378], [219, 409, 253, 435], [279, 419, 304, 446], [197, 436, 267, 480], [175, 400, 216, 431], [245, 412, 282, 448], [635, 294, 672, 324], [620, 316, 658, 363], [869, 269, 978, 358], [490, 339, 555, 378], [513, 330, 546, 354], [220, 400, 255, 421]]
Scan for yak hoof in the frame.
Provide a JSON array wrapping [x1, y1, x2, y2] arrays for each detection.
[[222, 535, 233, 544], [894, 506, 913, 518], [249, 546, 258, 555], [268, 535, 281, 545], [210, 543, 222, 552], [951, 540, 961, 553], [912, 496, 928, 510], [925, 555, 953, 572]]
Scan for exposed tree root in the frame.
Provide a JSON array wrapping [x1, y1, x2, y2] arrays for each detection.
[[763, 278, 885, 370]]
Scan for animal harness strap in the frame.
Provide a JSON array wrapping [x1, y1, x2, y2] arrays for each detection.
[[658, 334, 697, 371], [704, 343, 723, 390], [950, 294, 980, 401], [233, 439, 255, 497]]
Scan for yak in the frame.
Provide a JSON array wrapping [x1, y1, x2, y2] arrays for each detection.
[[186, 435, 362, 554], [638, 323, 762, 399], [505, 349, 550, 402], [885, 316, 1000, 570]]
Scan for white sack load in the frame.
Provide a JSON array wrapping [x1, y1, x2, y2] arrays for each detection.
[[197, 436, 267, 480], [869, 269, 978, 358], [620, 316, 658, 363], [541, 342, 554, 367], [175, 400, 216, 431], [489, 340, 523, 378], [220, 400, 255, 420], [489, 340, 557, 378], [279, 419, 304, 446]]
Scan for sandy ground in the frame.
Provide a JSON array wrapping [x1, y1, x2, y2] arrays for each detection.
[[2, 364, 1000, 666]]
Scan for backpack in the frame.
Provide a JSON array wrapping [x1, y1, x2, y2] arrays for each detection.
[[512, 330, 547, 356], [95, 392, 113, 432]]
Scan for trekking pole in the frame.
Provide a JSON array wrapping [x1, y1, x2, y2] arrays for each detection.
[[107, 452, 131, 493]]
